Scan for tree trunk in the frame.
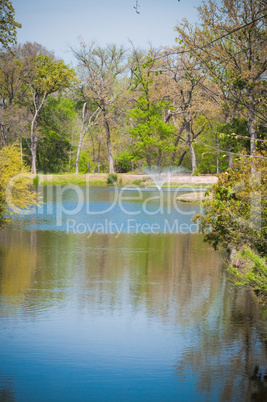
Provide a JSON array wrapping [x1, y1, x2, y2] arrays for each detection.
[[68, 132, 73, 172], [76, 102, 87, 174], [30, 92, 46, 174], [31, 135, 37, 174], [146, 154, 151, 169], [97, 133, 102, 174], [185, 120, 197, 173], [189, 141, 197, 173], [30, 113, 38, 174], [215, 133, 219, 174], [20, 136, 23, 164], [92, 136, 96, 173], [171, 123, 184, 165], [75, 138, 82, 174], [157, 149, 162, 172], [248, 112, 257, 157], [178, 150, 187, 166], [0, 122, 7, 149], [103, 115, 114, 174]]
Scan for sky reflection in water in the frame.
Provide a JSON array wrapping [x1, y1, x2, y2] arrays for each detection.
[[0, 186, 266, 401]]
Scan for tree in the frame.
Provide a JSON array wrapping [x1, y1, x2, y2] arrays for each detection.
[[193, 154, 267, 256], [174, 0, 267, 161], [19, 43, 76, 173], [193, 153, 267, 301], [0, 0, 21, 48], [0, 143, 38, 228], [73, 85, 101, 174], [0, 46, 27, 148], [159, 50, 210, 172], [128, 96, 175, 169], [127, 48, 175, 169], [37, 95, 77, 173], [72, 42, 128, 173]]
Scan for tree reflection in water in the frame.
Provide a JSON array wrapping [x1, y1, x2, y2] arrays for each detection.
[[175, 283, 267, 401], [0, 229, 266, 400]]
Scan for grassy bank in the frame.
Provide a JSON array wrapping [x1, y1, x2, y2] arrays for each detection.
[[28, 173, 217, 187]]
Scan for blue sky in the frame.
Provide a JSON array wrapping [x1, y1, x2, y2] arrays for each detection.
[[12, 0, 203, 66]]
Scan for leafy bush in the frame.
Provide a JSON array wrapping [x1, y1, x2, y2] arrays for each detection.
[[78, 150, 93, 174], [193, 154, 267, 256], [115, 151, 135, 173], [33, 175, 39, 187], [228, 248, 267, 301], [193, 153, 267, 301], [192, 168, 201, 176], [107, 174, 118, 185], [0, 144, 38, 228]]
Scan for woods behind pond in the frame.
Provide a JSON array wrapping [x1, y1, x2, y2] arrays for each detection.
[[0, 0, 266, 302]]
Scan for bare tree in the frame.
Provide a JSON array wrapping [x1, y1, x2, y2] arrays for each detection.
[[75, 97, 100, 174], [72, 42, 128, 173]]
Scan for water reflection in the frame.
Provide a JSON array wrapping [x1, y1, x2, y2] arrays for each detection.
[[0, 228, 266, 400], [9, 186, 203, 233]]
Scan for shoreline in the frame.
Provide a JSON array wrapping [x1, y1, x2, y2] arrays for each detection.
[[27, 173, 218, 187]]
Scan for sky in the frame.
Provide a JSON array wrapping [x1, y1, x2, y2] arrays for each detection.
[[12, 0, 203, 66]]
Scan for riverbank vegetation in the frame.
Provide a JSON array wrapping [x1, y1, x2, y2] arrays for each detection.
[[0, 1, 266, 299], [0, 143, 38, 227], [193, 155, 267, 303]]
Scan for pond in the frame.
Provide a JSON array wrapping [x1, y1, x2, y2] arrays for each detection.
[[0, 186, 266, 401]]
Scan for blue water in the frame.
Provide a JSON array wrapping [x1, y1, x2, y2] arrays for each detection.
[[10, 186, 203, 234], [0, 186, 266, 401]]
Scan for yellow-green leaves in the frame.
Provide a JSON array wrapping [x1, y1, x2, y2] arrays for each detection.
[[0, 144, 38, 227], [0, 0, 21, 48], [30, 54, 77, 96]]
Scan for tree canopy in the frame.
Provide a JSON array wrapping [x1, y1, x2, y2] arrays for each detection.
[[0, 0, 21, 48], [0, 0, 266, 176]]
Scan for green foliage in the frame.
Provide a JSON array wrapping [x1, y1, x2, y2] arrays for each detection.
[[38, 95, 77, 173], [132, 179, 147, 186], [78, 150, 93, 174], [192, 168, 201, 176], [0, 144, 38, 228], [32, 54, 77, 95], [115, 151, 135, 173], [193, 154, 267, 256], [107, 174, 118, 185], [0, 0, 21, 48], [218, 118, 250, 156], [32, 175, 39, 187], [228, 248, 267, 301], [128, 96, 175, 167], [193, 153, 267, 300]]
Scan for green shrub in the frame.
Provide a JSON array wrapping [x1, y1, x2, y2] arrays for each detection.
[[193, 154, 267, 256], [33, 175, 39, 187], [78, 150, 92, 174], [107, 174, 118, 185], [0, 144, 38, 228], [115, 151, 135, 173], [228, 248, 267, 301], [193, 168, 201, 176]]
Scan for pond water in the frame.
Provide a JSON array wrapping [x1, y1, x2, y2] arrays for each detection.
[[0, 186, 266, 401]]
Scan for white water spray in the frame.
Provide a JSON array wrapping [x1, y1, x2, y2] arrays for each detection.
[[143, 166, 187, 190]]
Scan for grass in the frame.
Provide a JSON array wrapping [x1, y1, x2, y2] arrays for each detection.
[[161, 183, 211, 189], [29, 173, 216, 188], [41, 179, 106, 186]]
